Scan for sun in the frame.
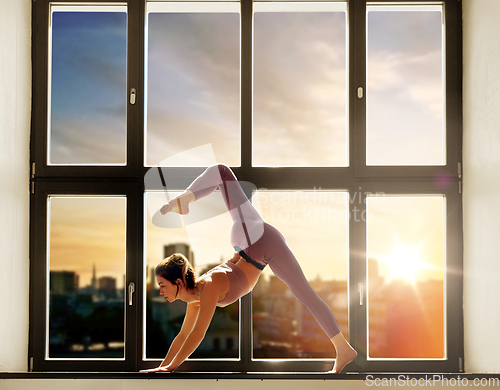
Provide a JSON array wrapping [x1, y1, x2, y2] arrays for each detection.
[[382, 244, 426, 283]]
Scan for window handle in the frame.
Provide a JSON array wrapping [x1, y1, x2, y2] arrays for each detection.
[[358, 282, 364, 306], [130, 88, 136, 105], [357, 86, 364, 99], [128, 282, 135, 306]]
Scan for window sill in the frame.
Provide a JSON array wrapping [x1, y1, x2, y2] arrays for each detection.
[[1, 372, 499, 382]]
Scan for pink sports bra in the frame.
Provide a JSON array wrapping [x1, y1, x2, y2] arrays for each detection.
[[209, 261, 249, 307]]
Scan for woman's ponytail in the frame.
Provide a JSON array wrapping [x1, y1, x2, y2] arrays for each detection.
[[155, 253, 197, 290]]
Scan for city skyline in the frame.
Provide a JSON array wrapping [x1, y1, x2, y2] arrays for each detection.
[[49, 192, 445, 290], [50, 266, 122, 294]]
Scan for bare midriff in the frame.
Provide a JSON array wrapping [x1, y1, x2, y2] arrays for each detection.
[[229, 252, 263, 291]]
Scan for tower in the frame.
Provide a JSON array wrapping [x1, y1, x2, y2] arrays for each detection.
[[91, 263, 97, 291]]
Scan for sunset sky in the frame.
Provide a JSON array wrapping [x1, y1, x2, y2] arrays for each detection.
[[48, 4, 445, 288], [49, 197, 127, 289]]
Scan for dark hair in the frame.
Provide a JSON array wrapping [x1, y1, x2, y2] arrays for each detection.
[[155, 253, 197, 290]]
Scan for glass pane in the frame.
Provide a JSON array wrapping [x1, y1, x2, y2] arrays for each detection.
[[47, 196, 126, 359], [252, 191, 349, 359], [366, 196, 445, 359], [144, 192, 239, 360], [366, 5, 444, 166], [253, 3, 348, 167], [48, 6, 127, 165], [145, 4, 240, 167]]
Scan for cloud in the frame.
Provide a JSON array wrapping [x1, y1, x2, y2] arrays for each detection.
[[253, 12, 348, 166], [146, 13, 240, 165], [368, 50, 443, 117], [365, 8, 445, 165], [50, 115, 126, 164], [366, 49, 444, 165]]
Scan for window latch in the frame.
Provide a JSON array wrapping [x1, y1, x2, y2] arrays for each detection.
[[128, 282, 135, 306], [130, 88, 137, 105], [357, 86, 364, 99]]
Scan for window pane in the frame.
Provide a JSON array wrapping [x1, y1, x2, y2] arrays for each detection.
[[145, 4, 240, 167], [253, 3, 348, 167], [47, 196, 126, 359], [252, 191, 349, 359], [48, 6, 127, 165], [366, 5, 444, 166], [366, 196, 445, 359], [144, 192, 239, 360]]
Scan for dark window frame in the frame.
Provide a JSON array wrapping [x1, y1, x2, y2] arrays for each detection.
[[30, 0, 463, 374]]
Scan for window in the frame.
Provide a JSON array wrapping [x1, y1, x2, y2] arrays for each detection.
[[30, 0, 463, 374], [47, 5, 128, 165], [145, 3, 241, 166], [47, 196, 127, 359], [253, 2, 348, 167]]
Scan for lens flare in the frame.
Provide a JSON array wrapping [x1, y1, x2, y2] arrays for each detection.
[[382, 244, 427, 283]]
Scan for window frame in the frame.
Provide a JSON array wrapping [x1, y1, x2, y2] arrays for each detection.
[[30, 0, 463, 374], [29, 181, 142, 372]]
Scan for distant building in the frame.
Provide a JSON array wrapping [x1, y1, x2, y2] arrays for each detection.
[[50, 271, 78, 294], [163, 243, 195, 268], [98, 277, 117, 299], [91, 263, 98, 291]]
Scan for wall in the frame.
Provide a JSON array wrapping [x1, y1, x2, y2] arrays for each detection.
[[462, 0, 500, 375], [1, 0, 500, 385], [0, 0, 31, 372]]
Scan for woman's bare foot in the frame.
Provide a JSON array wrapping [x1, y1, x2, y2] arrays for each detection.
[[332, 347, 357, 373], [160, 190, 195, 215], [329, 333, 357, 373]]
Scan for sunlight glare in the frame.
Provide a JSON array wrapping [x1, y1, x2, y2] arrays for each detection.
[[383, 244, 427, 283]]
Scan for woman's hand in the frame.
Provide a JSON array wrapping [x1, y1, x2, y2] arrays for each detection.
[[140, 365, 174, 373]]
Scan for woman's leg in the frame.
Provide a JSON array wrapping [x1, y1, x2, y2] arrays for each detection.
[[267, 231, 356, 373], [186, 163, 261, 223], [162, 164, 264, 253], [268, 243, 341, 339], [162, 164, 259, 220]]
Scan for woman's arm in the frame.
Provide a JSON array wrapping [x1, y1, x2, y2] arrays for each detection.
[[160, 302, 200, 367], [162, 277, 221, 372], [140, 302, 200, 373]]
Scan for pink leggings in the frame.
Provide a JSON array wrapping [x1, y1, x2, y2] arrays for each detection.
[[187, 164, 340, 338]]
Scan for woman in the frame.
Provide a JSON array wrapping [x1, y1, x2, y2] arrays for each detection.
[[141, 164, 357, 374]]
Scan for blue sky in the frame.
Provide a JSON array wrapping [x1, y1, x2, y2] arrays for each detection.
[[50, 11, 127, 164]]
